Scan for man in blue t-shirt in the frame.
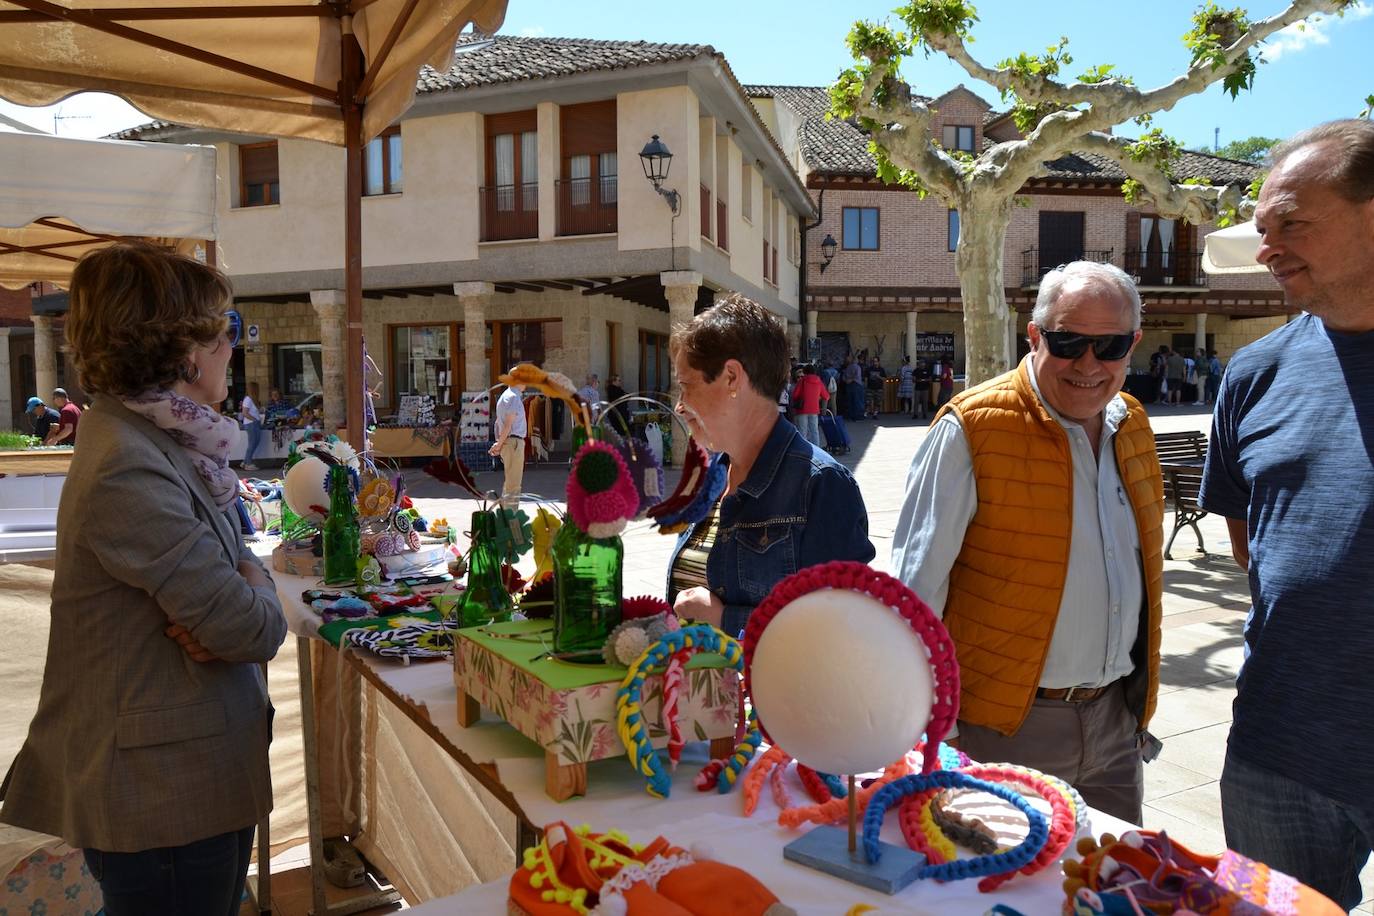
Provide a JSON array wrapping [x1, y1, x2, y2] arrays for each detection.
[[1199, 119, 1374, 910]]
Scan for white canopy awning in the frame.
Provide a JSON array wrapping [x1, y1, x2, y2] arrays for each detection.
[[1202, 221, 1267, 275], [0, 123, 217, 288]]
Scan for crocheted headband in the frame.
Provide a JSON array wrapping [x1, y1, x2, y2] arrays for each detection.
[[567, 441, 640, 538], [741, 561, 960, 775]]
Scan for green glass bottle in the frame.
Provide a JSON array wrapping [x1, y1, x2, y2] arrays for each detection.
[[552, 518, 624, 655], [321, 464, 360, 586], [454, 510, 514, 627]]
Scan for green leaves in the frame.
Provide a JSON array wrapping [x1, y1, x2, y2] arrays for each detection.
[[1360, 94, 1374, 119], [995, 36, 1073, 95], [1127, 128, 1184, 177], [894, 0, 979, 52], [1182, 3, 1255, 98], [871, 142, 930, 196]]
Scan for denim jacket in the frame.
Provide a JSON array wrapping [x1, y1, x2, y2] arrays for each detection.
[[667, 415, 875, 636]]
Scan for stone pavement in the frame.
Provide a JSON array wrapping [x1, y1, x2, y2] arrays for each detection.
[[400, 403, 1371, 909]]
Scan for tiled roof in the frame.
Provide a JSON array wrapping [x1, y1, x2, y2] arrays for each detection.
[[417, 34, 712, 92], [748, 84, 1262, 186], [108, 119, 176, 140]]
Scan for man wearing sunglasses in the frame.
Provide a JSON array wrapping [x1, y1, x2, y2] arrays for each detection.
[[892, 260, 1164, 825]]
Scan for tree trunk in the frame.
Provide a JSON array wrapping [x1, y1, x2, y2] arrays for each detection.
[[955, 195, 1016, 386]]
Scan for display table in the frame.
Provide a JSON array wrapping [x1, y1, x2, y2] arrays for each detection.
[[273, 570, 1137, 913], [230, 426, 305, 464]]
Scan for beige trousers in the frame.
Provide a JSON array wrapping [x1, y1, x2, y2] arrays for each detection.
[[500, 436, 525, 500]]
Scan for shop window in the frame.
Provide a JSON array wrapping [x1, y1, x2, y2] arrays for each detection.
[[392, 324, 454, 406], [272, 342, 322, 401], [364, 126, 403, 196], [239, 141, 280, 207]]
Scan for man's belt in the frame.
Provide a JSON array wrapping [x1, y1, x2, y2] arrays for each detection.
[[1036, 682, 1114, 703]]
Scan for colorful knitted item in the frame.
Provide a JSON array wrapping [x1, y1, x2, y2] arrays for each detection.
[[615, 624, 749, 798], [741, 561, 960, 772], [1063, 830, 1343, 915], [567, 441, 640, 538], [508, 821, 794, 915], [862, 771, 1049, 882]]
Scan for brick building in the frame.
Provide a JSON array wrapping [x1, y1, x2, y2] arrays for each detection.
[[746, 84, 1288, 379]]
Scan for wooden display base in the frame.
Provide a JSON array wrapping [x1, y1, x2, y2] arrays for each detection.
[[453, 623, 742, 801], [782, 826, 927, 895]]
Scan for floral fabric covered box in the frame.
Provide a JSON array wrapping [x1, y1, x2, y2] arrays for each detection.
[[453, 621, 740, 768]]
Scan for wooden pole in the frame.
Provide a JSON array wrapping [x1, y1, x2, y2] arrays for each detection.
[[341, 16, 365, 452], [848, 773, 857, 854]]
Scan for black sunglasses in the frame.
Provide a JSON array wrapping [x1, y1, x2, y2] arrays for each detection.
[[226, 309, 242, 348], [1039, 329, 1135, 362]]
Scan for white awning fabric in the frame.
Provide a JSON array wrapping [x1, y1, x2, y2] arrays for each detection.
[[0, 123, 217, 288], [1202, 221, 1267, 275]]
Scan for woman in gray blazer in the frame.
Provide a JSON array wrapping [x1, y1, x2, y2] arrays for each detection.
[[1, 242, 287, 915]]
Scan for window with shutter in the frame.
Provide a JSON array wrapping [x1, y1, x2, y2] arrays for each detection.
[[239, 142, 279, 207], [364, 126, 402, 196]]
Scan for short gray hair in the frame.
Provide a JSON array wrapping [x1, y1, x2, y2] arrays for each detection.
[[1268, 119, 1374, 203], [1032, 261, 1142, 330]]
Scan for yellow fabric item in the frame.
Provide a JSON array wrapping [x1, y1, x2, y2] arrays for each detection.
[[935, 360, 1164, 737]]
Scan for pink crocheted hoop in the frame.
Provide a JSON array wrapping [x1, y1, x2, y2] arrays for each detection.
[[741, 560, 960, 774]]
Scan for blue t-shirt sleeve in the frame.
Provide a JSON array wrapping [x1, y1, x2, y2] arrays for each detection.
[[1199, 369, 1250, 519]]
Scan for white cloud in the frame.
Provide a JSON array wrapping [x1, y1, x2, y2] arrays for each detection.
[[1264, 2, 1370, 62]]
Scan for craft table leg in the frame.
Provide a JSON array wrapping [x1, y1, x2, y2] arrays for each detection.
[[245, 663, 273, 913], [709, 735, 736, 760], [544, 751, 587, 802], [456, 687, 480, 727], [296, 635, 401, 916], [515, 819, 542, 866]]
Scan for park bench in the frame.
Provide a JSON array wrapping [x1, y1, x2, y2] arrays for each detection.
[[1154, 430, 1209, 560]]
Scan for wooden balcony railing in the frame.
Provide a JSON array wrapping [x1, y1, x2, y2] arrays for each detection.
[[479, 183, 538, 242], [555, 176, 617, 236], [700, 184, 712, 241], [716, 199, 728, 251], [1125, 249, 1207, 288], [1020, 247, 1114, 286]]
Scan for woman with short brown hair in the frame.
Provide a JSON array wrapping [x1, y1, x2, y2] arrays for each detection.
[[1, 242, 287, 916]]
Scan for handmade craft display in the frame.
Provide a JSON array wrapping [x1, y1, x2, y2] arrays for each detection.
[[646, 438, 726, 534], [282, 437, 360, 526], [452, 509, 514, 627], [508, 821, 795, 915], [552, 442, 631, 656], [1063, 830, 1342, 915]]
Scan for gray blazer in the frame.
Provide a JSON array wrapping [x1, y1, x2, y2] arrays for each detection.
[[1, 397, 287, 852]]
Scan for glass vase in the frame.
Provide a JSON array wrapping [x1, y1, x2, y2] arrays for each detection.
[[552, 517, 623, 656], [321, 464, 359, 586], [453, 509, 514, 627]]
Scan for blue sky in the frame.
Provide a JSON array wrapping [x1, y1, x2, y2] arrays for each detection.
[[2, 0, 1370, 151]]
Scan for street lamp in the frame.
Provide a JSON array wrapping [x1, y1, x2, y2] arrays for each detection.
[[818, 233, 837, 273], [639, 134, 680, 214]]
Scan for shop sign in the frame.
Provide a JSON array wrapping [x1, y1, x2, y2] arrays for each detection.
[[915, 332, 955, 363]]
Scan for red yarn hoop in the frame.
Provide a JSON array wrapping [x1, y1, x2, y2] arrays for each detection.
[[740, 560, 959, 774]]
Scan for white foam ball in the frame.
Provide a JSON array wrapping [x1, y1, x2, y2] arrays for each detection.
[[750, 588, 934, 776], [284, 455, 331, 526]]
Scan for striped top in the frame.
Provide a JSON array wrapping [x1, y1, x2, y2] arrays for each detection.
[[668, 501, 720, 604]]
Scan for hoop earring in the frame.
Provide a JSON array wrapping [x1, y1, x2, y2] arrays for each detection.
[[730, 390, 738, 399], [179, 364, 202, 384]]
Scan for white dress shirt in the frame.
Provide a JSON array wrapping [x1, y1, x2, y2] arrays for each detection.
[[891, 359, 1144, 689]]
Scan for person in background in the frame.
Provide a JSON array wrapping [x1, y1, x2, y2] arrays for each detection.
[[842, 354, 864, 422], [490, 369, 528, 507], [897, 355, 915, 414], [1205, 350, 1223, 404], [239, 381, 263, 472], [1165, 347, 1186, 405], [576, 373, 601, 408], [937, 362, 955, 408], [912, 360, 931, 420], [892, 260, 1163, 825], [0, 242, 286, 916], [790, 363, 830, 448], [1150, 345, 1169, 403], [667, 294, 874, 636], [1200, 119, 1374, 910], [1191, 348, 1209, 406], [864, 356, 887, 419], [44, 388, 81, 446], [264, 387, 291, 425], [297, 405, 322, 430], [605, 373, 629, 431], [27, 396, 60, 441]]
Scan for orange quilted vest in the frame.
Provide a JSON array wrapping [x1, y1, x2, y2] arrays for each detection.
[[934, 360, 1164, 737]]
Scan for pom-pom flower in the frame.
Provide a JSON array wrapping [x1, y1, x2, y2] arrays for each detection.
[[622, 595, 671, 621], [357, 478, 395, 517], [567, 441, 638, 538]]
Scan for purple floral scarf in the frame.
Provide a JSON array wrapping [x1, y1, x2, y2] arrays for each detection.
[[121, 389, 241, 511]]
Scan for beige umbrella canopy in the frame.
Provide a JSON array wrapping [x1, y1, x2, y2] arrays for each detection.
[[0, 0, 509, 445], [0, 120, 217, 289]]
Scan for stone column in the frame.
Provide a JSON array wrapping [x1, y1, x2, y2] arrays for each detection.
[[905, 310, 918, 363], [309, 290, 347, 433], [805, 308, 819, 342], [1194, 312, 1207, 353], [786, 322, 803, 361], [31, 315, 57, 401], [455, 282, 494, 392], [661, 270, 702, 467]]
